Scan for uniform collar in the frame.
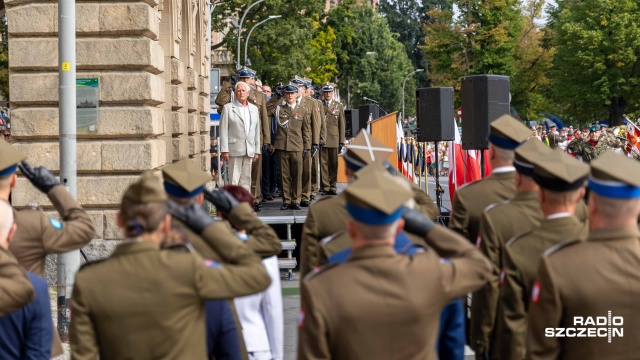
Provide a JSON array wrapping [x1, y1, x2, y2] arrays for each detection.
[[347, 245, 397, 262], [546, 212, 572, 220], [512, 190, 539, 202], [491, 166, 516, 174], [588, 226, 640, 243], [112, 240, 159, 257], [540, 214, 581, 229], [489, 170, 516, 180]]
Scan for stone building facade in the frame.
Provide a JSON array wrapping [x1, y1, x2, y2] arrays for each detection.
[[6, 0, 211, 263]]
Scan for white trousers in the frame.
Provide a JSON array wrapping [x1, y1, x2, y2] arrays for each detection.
[[228, 156, 253, 190]]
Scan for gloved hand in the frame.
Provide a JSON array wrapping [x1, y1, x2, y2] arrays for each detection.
[[18, 161, 60, 194], [402, 207, 435, 237], [383, 160, 398, 176], [203, 189, 239, 216], [311, 144, 319, 157], [166, 201, 214, 235], [262, 143, 270, 154], [303, 149, 309, 159], [338, 143, 344, 153]]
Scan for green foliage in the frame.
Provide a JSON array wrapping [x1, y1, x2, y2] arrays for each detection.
[[307, 25, 339, 85], [546, 0, 640, 125], [0, 18, 9, 99]]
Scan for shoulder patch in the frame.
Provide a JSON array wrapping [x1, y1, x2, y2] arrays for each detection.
[[484, 200, 509, 213], [79, 259, 107, 271], [303, 262, 339, 282], [543, 240, 581, 257], [49, 217, 63, 230], [320, 230, 346, 246], [204, 259, 222, 269], [506, 230, 534, 247]]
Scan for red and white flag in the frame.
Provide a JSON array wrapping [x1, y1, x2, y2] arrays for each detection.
[[626, 121, 640, 157], [366, 113, 372, 134], [448, 120, 485, 202]]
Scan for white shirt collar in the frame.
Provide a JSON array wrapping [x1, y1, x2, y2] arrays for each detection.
[[492, 166, 516, 174], [546, 212, 572, 220]]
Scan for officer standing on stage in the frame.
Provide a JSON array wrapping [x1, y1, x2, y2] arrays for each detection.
[[471, 138, 549, 359], [305, 79, 325, 201], [0, 139, 95, 357], [268, 82, 311, 210], [320, 82, 345, 195], [298, 164, 490, 360], [499, 148, 590, 359], [290, 76, 320, 207], [528, 151, 640, 359], [215, 67, 270, 212]]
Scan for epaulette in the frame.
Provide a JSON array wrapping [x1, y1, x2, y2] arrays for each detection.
[[78, 258, 107, 271], [303, 262, 339, 282], [543, 240, 581, 257], [506, 229, 535, 247], [161, 243, 194, 254], [484, 199, 509, 213], [320, 230, 346, 246]]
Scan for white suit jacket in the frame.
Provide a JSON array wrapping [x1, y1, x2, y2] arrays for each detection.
[[220, 100, 261, 157]]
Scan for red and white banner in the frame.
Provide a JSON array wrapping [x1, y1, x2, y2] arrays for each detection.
[[448, 120, 488, 203], [626, 121, 640, 157]]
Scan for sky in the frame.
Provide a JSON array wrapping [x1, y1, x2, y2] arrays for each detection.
[[452, 0, 557, 25]]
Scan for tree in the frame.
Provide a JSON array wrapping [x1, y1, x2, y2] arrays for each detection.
[[307, 25, 339, 86], [547, 0, 640, 125]]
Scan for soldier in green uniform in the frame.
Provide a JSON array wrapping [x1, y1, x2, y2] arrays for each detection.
[[320, 82, 345, 195], [470, 139, 550, 358], [306, 80, 325, 201], [70, 172, 270, 359], [528, 151, 640, 360], [498, 149, 590, 359], [567, 125, 608, 163], [268, 82, 312, 210], [215, 67, 270, 211]]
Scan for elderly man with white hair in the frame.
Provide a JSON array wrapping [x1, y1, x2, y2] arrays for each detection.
[[220, 81, 261, 190]]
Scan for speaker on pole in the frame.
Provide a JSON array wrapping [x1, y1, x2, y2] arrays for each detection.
[[460, 75, 510, 150], [416, 87, 455, 142], [358, 104, 380, 131], [344, 109, 360, 138]]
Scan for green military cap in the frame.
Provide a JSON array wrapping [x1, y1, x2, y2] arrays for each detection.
[[531, 148, 589, 191], [343, 130, 393, 171], [589, 125, 599, 132], [162, 158, 211, 198], [488, 114, 531, 150], [124, 171, 167, 203], [589, 151, 640, 199], [0, 139, 26, 177], [513, 138, 552, 176], [344, 163, 412, 225]]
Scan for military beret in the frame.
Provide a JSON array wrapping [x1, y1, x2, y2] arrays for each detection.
[[124, 171, 167, 203], [0, 139, 26, 177], [589, 151, 640, 199], [237, 67, 256, 78], [283, 82, 299, 93], [531, 148, 589, 192], [513, 138, 551, 176], [321, 82, 336, 92], [343, 131, 393, 171], [344, 163, 412, 225], [162, 158, 211, 198], [589, 125, 599, 132], [488, 114, 531, 150]]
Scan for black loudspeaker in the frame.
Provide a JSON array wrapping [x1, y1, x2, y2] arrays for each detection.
[[461, 75, 510, 150], [358, 104, 380, 132], [344, 109, 360, 138], [416, 87, 455, 142]]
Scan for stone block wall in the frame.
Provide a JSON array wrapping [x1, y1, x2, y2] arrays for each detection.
[[7, 0, 211, 271]]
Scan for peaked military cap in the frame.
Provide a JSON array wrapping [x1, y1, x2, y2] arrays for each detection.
[[343, 130, 393, 171], [162, 158, 211, 198], [344, 163, 412, 225], [488, 114, 531, 150], [531, 148, 589, 191], [237, 66, 256, 78], [303, 77, 313, 88], [284, 82, 299, 93], [0, 139, 26, 177], [589, 151, 640, 199], [290, 76, 306, 86], [124, 171, 167, 203], [321, 82, 336, 92], [513, 138, 551, 176]]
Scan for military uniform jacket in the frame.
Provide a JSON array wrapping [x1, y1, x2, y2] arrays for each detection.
[[470, 190, 542, 355], [215, 82, 270, 146], [450, 170, 517, 243], [499, 215, 588, 360], [298, 226, 491, 360], [271, 100, 311, 152], [322, 100, 345, 148], [10, 186, 95, 277], [215, 81, 234, 112], [0, 247, 34, 316], [70, 226, 271, 360], [567, 138, 608, 163], [527, 226, 640, 360]]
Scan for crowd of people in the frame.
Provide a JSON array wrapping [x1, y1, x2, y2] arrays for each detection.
[[215, 67, 346, 211]]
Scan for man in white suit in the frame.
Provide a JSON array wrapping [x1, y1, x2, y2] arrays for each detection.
[[220, 82, 261, 190]]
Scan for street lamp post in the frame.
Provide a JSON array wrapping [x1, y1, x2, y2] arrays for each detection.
[[236, 0, 264, 70], [244, 15, 281, 67], [402, 69, 424, 121]]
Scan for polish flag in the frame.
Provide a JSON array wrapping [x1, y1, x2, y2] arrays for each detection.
[[448, 121, 485, 203], [626, 121, 640, 157]]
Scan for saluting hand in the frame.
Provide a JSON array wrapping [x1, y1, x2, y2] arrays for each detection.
[[166, 201, 215, 235], [18, 161, 60, 194], [402, 207, 435, 237], [203, 189, 239, 216]]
